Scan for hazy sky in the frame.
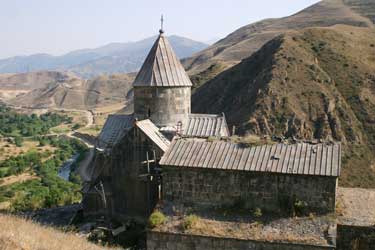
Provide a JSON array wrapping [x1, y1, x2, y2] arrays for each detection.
[[0, 0, 320, 59]]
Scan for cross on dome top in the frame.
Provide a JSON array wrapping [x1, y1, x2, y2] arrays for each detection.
[[159, 15, 164, 34]]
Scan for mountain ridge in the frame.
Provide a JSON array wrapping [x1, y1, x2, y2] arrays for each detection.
[[184, 0, 374, 79], [0, 35, 208, 78], [192, 24, 375, 188]]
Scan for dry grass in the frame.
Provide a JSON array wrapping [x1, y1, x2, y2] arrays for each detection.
[[77, 125, 102, 136], [0, 214, 120, 250], [92, 114, 110, 127], [0, 173, 39, 187], [92, 102, 125, 114], [229, 134, 275, 146], [155, 214, 331, 246], [0, 139, 56, 161]]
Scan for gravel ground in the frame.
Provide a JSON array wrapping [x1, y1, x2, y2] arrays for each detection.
[[337, 187, 375, 226], [155, 203, 335, 246]]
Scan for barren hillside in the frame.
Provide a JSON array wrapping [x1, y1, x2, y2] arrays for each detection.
[[192, 25, 375, 188], [0, 72, 134, 110], [184, 0, 375, 83]]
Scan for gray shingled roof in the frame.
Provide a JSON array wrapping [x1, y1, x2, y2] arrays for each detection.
[[135, 119, 171, 152], [182, 113, 230, 137], [97, 114, 133, 148], [160, 139, 341, 177], [133, 34, 193, 87]]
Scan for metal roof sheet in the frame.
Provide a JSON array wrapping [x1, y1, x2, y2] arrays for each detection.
[[135, 119, 171, 152], [97, 114, 134, 149], [182, 113, 230, 138], [160, 139, 341, 177], [133, 34, 193, 87]]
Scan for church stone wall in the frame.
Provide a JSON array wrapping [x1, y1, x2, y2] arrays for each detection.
[[147, 231, 335, 250], [110, 127, 162, 220], [162, 167, 337, 214], [134, 86, 191, 127]]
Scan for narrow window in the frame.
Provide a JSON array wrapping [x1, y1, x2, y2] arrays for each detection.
[[148, 108, 151, 118]]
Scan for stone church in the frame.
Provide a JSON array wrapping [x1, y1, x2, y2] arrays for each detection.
[[82, 28, 230, 219], [82, 27, 341, 224]]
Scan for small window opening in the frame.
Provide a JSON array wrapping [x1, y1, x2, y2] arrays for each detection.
[[148, 108, 151, 118]]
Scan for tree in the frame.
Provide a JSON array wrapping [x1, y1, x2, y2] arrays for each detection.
[[14, 137, 23, 147]]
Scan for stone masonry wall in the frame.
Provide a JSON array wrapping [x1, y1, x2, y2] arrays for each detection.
[[162, 167, 337, 214], [110, 127, 162, 219], [134, 86, 191, 127], [147, 231, 335, 250], [336, 224, 375, 250]]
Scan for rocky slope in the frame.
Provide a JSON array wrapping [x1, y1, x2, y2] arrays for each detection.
[[184, 0, 374, 81], [0, 36, 207, 78], [1, 71, 134, 110], [192, 25, 375, 188]]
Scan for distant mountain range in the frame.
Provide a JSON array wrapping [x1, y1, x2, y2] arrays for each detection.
[[0, 35, 208, 78]]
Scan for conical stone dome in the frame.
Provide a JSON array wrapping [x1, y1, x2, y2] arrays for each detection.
[[133, 33, 192, 87], [133, 31, 192, 127]]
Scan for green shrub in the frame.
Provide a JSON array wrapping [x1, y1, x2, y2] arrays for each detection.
[[0, 137, 86, 211], [183, 214, 199, 230], [253, 207, 262, 218], [0, 105, 72, 137], [148, 211, 166, 228], [14, 137, 23, 147], [294, 199, 308, 216], [72, 123, 81, 130]]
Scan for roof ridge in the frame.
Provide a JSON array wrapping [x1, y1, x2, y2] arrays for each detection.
[[160, 139, 342, 177]]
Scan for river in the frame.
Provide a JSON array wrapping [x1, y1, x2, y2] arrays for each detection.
[[58, 154, 80, 181]]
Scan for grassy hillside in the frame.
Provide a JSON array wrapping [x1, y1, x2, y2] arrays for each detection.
[[192, 25, 375, 188], [184, 0, 374, 79], [0, 214, 119, 250]]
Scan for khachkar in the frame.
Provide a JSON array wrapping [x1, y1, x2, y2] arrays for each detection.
[[133, 25, 192, 127]]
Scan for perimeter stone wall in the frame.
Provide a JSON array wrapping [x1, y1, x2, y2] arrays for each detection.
[[162, 167, 337, 214], [336, 224, 375, 250], [147, 231, 335, 250]]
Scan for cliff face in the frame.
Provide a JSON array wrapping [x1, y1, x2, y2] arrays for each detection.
[[192, 25, 375, 188]]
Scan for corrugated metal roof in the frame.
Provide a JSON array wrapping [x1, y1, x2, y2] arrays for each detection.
[[135, 119, 171, 152], [133, 34, 193, 87], [182, 113, 230, 137], [97, 114, 133, 148], [160, 139, 341, 177]]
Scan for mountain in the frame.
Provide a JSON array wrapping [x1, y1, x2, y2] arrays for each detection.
[[0, 71, 135, 109], [0, 36, 208, 78], [0, 71, 75, 90], [0, 71, 77, 101], [192, 24, 375, 188], [184, 0, 375, 82]]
